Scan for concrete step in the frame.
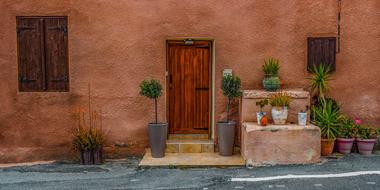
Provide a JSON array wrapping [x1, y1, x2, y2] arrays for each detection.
[[168, 134, 209, 140], [166, 139, 214, 153]]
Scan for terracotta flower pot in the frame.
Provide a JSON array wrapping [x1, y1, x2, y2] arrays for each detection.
[[321, 139, 335, 156], [356, 138, 376, 155], [336, 138, 354, 154], [217, 121, 236, 156]]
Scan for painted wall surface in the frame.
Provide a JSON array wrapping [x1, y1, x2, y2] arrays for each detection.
[[0, 0, 379, 162]]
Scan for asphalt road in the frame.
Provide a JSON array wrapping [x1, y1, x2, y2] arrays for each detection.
[[1, 154, 380, 190]]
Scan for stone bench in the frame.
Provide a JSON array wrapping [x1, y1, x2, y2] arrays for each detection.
[[241, 122, 320, 166]]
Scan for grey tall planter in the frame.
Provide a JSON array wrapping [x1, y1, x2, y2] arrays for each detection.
[[148, 123, 168, 158], [217, 121, 236, 156]]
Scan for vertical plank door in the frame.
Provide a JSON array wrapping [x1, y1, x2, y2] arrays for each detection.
[[168, 41, 211, 134]]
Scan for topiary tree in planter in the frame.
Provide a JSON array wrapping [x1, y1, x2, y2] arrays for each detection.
[[140, 79, 167, 158], [218, 74, 242, 156], [140, 79, 162, 124]]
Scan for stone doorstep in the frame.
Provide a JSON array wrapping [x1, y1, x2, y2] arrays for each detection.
[[166, 139, 214, 153], [139, 150, 245, 168], [168, 134, 209, 140]]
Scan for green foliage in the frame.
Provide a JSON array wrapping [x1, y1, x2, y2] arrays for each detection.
[[140, 79, 163, 123], [221, 74, 242, 121], [269, 92, 290, 107], [73, 126, 104, 151], [262, 58, 280, 76], [262, 76, 280, 91], [357, 126, 380, 139], [222, 74, 242, 101], [309, 64, 332, 98], [311, 99, 340, 139], [139, 79, 163, 99], [256, 98, 269, 112], [337, 116, 356, 138]]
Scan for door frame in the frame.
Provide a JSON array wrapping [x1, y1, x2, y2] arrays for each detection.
[[165, 38, 215, 139]]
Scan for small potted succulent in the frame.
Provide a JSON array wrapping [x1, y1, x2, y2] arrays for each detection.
[[262, 58, 280, 91], [140, 79, 167, 158], [311, 98, 340, 156], [356, 126, 380, 155], [336, 116, 355, 154], [255, 98, 268, 126], [298, 106, 309, 126], [269, 92, 290, 125], [218, 74, 242, 156]]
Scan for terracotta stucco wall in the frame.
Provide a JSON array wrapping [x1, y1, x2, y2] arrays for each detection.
[[0, 0, 379, 163]]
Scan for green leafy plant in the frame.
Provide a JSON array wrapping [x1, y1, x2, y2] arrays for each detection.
[[269, 92, 290, 107], [311, 99, 340, 139], [357, 126, 380, 139], [221, 74, 242, 122], [309, 64, 332, 99], [262, 58, 280, 76], [140, 79, 163, 124], [256, 98, 269, 112], [337, 116, 356, 138]]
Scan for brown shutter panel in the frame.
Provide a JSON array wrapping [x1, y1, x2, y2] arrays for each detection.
[[17, 17, 44, 91], [44, 17, 69, 91], [307, 37, 336, 71]]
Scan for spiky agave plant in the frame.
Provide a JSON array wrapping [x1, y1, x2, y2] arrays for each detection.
[[262, 58, 280, 76]]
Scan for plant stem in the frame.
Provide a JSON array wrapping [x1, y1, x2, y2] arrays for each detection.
[[226, 98, 231, 122], [154, 98, 158, 124]]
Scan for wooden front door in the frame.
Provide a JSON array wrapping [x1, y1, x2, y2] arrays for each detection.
[[167, 40, 212, 134]]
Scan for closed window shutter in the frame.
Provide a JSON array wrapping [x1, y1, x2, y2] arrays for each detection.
[[307, 37, 336, 71], [17, 18, 44, 91], [44, 17, 69, 91]]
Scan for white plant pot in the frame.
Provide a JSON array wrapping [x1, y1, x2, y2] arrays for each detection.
[[298, 112, 307, 126], [256, 112, 266, 125], [271, 106, 288, 125]]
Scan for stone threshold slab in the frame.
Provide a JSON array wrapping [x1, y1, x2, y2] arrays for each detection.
[[139, 151, 245, 168]]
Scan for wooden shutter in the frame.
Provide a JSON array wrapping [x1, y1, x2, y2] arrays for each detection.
[[17, 17, 44, 91], [307, 37, 336, 71], [44, 17, 69, 91]]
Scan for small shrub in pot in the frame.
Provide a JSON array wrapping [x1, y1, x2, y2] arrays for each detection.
[[269, 92, 290, 125], [356, 126, 380, 156], [218, 74, 242, 156], [140, 79, 167, 158], [255, 98, 268, 126], [336, 116, 356, 154]]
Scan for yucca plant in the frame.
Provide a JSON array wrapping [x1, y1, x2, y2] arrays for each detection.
[[263, 58, 280, 76], [309, 64, 332, 99], [270, 92, 291, 107], [311, 98, 340, 139]]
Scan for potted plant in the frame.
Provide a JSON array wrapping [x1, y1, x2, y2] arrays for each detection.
[[298, 106, 309, 126], [309, 64, 332, 104], [72, 86, 105, 165], [140, 79, 167, 158], [255, 98, 268, 126], [262, 58, 280, 91], [336, 116, 355, 154], [269, 92, 290, 125], [356, 126, 380, 155], [311, 98, 340, 156], [218, 74, 242, 156]]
